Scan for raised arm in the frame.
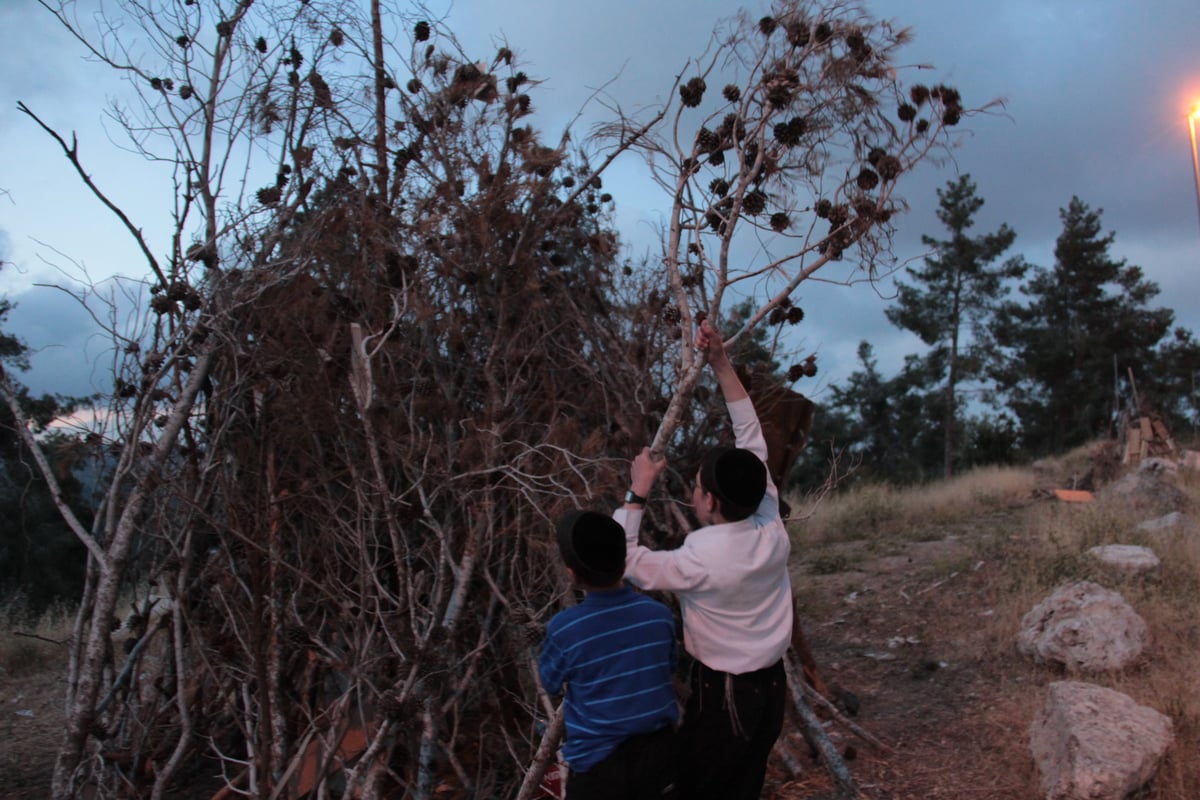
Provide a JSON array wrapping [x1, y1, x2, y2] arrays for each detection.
[[698, 319, 772, 491], [696, 319, 747, 403]]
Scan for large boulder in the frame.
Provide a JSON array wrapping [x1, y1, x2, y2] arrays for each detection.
[[1017, 581, 1148, 672], [1029, 680, 1173, 800]]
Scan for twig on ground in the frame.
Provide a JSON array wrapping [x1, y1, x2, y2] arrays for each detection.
[[12, 631, 69, 645]]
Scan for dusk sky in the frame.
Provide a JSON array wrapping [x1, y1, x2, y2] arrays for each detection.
[[2, 0, 1200, 404]]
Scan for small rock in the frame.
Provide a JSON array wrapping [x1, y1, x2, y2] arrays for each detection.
[[1085, 544, 1160, 576], [1137, 457, 1177, 474], [1136, 511, 1186, 532]]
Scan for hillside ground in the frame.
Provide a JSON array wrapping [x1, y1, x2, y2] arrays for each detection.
[[770, 508, 1049, 798], [768, 448, 1200, 799]]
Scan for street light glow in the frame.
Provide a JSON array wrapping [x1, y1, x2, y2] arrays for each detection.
[[1189, 103, 1200, 236]]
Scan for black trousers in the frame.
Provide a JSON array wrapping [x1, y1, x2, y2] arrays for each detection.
[[677, 658, 786, 800], [566, 725, 679, 800]]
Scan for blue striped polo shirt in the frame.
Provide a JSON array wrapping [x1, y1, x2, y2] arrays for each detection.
[[538, 585, 679, 772]]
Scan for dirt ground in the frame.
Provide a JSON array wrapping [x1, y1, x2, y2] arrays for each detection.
[[766, 514, 1047, 799], [0, 509, 1055, 799], [1, 656, 68, 799]]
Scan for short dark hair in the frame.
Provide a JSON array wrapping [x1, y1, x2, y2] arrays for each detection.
[[699, 447, 767, 521], [556, 510, 626, 587]]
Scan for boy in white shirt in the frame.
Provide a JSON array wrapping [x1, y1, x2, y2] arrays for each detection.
[[617, 319, 793, 800]]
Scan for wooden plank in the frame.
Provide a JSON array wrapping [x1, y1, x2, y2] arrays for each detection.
[[1124, 428, 1141, 464], [1054, 489, 1095, 503], [1140, 416, 1153, 441], [1152, 419, 1170, 441]]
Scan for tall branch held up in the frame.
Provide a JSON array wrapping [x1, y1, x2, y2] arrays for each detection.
[[607, 0, 984, 452]]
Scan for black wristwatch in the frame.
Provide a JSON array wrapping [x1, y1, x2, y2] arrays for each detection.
[[624, 489, 647, 506]]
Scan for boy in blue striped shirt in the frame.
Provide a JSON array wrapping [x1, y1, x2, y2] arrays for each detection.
[[538, 510, 680, 800]]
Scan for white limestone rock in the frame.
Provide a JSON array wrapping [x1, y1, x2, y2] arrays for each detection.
[[1136, 511, 1187, 532], [1016, 581, 1148, 672], [1084, 544, 1160, 577], [1030, 680, 1173, 800]]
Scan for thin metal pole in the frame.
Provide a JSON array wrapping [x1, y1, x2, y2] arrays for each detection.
[[1189, 111, 1200, 235]]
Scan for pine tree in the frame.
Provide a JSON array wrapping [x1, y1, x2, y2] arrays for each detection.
[[885, 175, 1023, 477], [0, 294, 89, 615], [819, 341, 940, 484], [1150, 326, 1200, 434], [990, 197, 1172, 455]]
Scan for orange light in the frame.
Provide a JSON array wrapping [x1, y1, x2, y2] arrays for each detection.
[[1189, 104, 1200, 235]]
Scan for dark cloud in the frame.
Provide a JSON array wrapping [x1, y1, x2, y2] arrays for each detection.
[[6, 283, 122, 398], [0, 2, 95, 136]]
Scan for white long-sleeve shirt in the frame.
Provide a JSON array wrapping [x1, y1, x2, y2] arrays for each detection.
[[617, 397, 794, 674]]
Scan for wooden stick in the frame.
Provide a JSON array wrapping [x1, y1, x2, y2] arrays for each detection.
[[516, 704, 565, 800], [12, 631, 69, 645], [790, 608, 830, 698], [784, 654, 862, 799], [799, 679, 893, 754], [773, 737, 806, 778]]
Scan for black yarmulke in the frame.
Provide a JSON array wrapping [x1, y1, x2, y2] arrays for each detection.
[[557, 510, 625, 587], [700, 447, 767, 521]]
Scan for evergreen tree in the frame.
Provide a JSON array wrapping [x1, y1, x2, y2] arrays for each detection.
[[1150, 326, 1200, 436], [819, 341, 941, 485], [885, 175, 1023, 477], [0, 294, 89, 616], [990, 197, 1171, 455]]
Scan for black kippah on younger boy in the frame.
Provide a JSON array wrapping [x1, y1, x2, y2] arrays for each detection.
[[700, 446, 767, 521], [557, 510, 626, 587]]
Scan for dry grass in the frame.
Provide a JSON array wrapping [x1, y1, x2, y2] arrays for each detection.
[[789, 463, 1037, 545]]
